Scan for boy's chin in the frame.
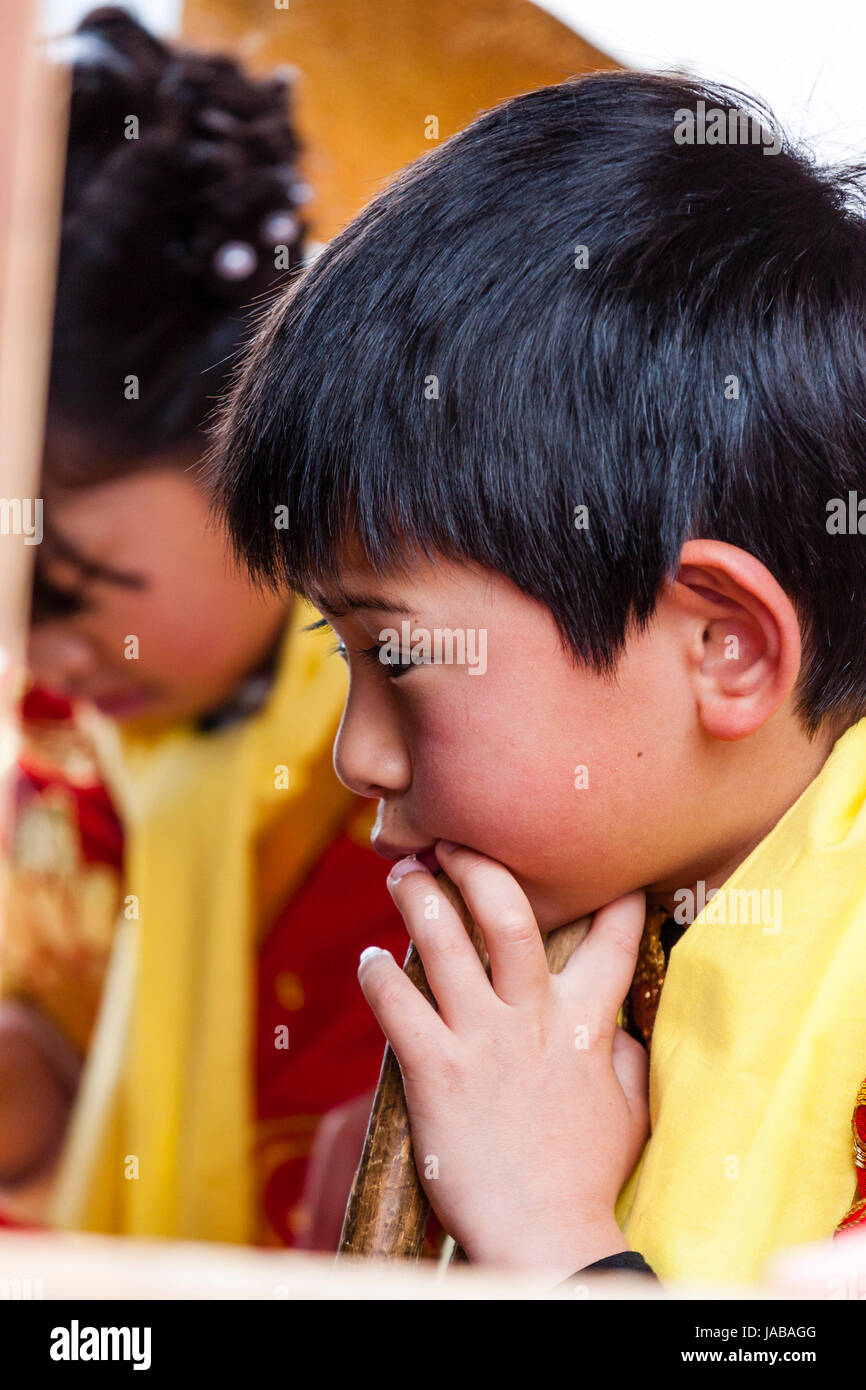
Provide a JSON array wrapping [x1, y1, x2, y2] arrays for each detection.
[[526, 888, 593, 934], [531, 886, 631, 933], [432, 856, 627, 932]]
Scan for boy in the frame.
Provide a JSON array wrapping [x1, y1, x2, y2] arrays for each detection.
[[208, 70, 866, 1283]]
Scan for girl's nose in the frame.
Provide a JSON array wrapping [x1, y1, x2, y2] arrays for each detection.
[[27, 624, 97, 693]]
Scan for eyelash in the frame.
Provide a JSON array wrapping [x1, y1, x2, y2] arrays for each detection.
[[331, 640, 416, 680], [303, 617, 415, 679]]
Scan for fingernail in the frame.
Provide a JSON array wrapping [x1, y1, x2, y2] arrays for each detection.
[[437, 840, 459, 854], [387, 855, 427, 886], [359, 946, 390, 966]]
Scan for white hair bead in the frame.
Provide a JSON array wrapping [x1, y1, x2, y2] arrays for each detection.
[[213, 240, 258, 280], [259, 209, 299, 244]]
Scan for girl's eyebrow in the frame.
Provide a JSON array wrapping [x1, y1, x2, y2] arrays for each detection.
[[41, 521, 147, 590], [308, 588, 415, 618]]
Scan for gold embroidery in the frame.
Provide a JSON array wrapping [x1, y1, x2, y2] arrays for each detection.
[[624, 904, 673, 1049], [274, 970, 305, 1011]]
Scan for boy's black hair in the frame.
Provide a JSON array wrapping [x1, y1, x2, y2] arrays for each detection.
[[207, 70, 866, 737]]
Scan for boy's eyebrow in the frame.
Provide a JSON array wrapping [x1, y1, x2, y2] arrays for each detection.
[[309, 588, 415, 618]]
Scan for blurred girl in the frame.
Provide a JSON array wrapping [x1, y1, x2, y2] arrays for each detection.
[[0, 6, 405, 1247]]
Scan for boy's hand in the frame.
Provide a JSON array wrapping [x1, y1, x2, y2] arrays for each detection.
[[358, 842, 650, 1279]]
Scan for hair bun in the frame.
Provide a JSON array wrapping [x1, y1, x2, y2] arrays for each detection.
[[48, 6, 309, 457], [60, 6, 306, 293], [72, 5, 167, 91]]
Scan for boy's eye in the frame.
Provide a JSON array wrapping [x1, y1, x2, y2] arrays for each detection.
[[330, 639, 415, 680], [360, 643, 416, 679], [305, 616, 419, 681]]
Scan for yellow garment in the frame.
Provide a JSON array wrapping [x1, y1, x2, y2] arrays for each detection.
[[50, 599, 355, 1243], [616, 715, 866, 1283]]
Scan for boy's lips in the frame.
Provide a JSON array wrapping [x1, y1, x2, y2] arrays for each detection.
[[372, 839, 442, 876]]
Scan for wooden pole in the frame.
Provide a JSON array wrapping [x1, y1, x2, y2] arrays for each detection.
[[0, 0, 69, 971]]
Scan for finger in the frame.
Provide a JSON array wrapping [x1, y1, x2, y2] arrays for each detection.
[[386, 858, 490, 1026], [560, 890, 647, 1024], [357, 945, 450, 1073], [435, 842, 549, 1007], [611, 1025, 650, 1123]]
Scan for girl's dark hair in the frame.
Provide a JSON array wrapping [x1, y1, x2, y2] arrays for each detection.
[[208, 70, 866, 737], [45, 4, 308, 487]]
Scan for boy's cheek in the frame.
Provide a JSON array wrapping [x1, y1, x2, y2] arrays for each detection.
[[405, 671, 663, 913], [409, 752, 590, 896], [413, 740, 653, 926]]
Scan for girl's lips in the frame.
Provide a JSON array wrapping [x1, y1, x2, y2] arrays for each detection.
[[87, 687, 161, 718]]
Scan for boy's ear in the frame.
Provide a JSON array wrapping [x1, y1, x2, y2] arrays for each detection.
[[667, 539, 802, 741]]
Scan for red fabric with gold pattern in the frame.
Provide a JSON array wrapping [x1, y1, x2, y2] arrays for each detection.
[[3, 689, 125, 1056], [835, 1076, 866, 1235], [16, 686, 124, 873]]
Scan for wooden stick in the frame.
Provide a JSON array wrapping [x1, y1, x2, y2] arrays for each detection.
[[0, 3, 68, 987], [338, 873, 591, 1259]]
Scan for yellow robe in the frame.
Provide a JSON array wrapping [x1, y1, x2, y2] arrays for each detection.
[[616, 714, 866, 1283]]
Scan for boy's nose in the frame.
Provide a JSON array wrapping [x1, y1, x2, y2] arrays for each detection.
[[333, 693, 411, 799], [27, 624, 98, 694]]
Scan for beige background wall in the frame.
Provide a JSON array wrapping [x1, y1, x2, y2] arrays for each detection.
[[183, 0, 616, 242]]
